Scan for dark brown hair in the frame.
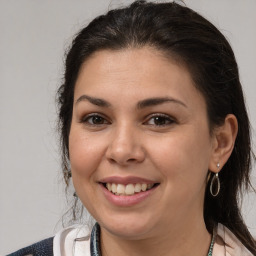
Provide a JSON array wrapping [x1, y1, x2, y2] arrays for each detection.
[[57, 1, 256, 253]]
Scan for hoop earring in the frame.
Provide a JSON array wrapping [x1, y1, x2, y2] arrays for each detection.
[[210, 172, 220, 197]]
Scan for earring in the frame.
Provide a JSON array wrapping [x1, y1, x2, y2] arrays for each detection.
[[210, 163, 220, 197]]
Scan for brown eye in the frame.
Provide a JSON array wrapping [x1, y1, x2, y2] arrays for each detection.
[[90, 116, 105, 124], [146, 114, 175, 126], [82, 114, 109, 125], [153, 116, 168, 126]]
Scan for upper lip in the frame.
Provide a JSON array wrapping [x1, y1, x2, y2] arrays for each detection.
[[99, 176, 158, 185]]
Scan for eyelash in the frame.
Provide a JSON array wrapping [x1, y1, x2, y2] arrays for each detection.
[[80, 113, 176, 127], [80, 113, 110, 126], [144, 113, 176, 127]]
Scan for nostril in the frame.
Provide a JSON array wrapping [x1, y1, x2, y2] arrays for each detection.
[[106, 141, 146, 165], [108, 158, 116, 164], [108, 157, 139, 165], [127, 158, 137, 162]]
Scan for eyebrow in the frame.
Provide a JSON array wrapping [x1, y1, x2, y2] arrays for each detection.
[[75, 95, 187, 109], [75, 95, 111, 107], [137, 97, 187, 109]]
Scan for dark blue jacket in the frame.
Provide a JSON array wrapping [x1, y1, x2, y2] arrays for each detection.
[[7, 237, 54, 256], [7, 223, 101, 256]]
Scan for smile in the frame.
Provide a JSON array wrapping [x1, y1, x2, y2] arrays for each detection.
[[104, 183, 156, 196], [99, 178, 160, 206]]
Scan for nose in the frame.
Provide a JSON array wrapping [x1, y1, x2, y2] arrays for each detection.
[[105, 124, 145, 166]]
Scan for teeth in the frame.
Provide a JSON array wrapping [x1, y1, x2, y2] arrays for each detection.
[[125, 184, 135, 195], [106, 183, 111, 191], [141, 184, 147, 191], [105, 182, 155, 196], [134, 183, 141, 192], [116, 184, 125, 194], [112, 183, 117, 193], [147, 184, 153, 189]]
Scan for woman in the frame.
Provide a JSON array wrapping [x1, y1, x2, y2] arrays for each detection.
[[9, 1, 256, 255]]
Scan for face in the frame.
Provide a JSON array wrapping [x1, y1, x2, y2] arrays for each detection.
[[69, 47, 216, 239]]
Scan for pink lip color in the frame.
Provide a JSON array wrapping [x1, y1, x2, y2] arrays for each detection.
[[100, 183, 158, 207], [100, 176, 156, 185]]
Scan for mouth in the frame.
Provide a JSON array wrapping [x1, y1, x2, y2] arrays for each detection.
[[101, 182, 160, 196]]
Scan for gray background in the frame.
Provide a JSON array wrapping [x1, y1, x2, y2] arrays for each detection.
[[0, 0, 255, 254]]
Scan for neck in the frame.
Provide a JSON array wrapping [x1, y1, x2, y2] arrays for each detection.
[[100, 217, 211, 256]]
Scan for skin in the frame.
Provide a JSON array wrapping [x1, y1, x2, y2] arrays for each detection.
[[69, 47, 238, 256]]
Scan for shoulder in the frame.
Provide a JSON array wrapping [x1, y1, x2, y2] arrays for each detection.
[[7, 225, 92, 256], [7, 237, 54, 256], [213, 223, 254, 256]]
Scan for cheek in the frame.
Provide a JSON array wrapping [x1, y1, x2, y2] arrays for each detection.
[[149, 127, 212, 187], [69, 127, 104, 179]]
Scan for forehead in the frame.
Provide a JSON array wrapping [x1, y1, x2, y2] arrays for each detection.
[[74, 47, 205, 109], [78, 47, 185, 80]]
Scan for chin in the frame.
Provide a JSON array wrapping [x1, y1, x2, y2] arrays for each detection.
[[97, 213, 155, 240]]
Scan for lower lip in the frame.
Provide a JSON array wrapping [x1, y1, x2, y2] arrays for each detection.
[[100, 184, 158, 207]]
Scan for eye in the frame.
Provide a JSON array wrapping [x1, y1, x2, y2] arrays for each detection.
[[81, 114, 109, 126], [145, 114, 175, 126]]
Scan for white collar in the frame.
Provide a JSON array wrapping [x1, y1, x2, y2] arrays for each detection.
[[53, 223, 253, 256], [53, 225, 91, 256], [213, 223, 253, 256]]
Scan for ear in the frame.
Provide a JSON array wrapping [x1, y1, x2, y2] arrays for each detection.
[[208, 114, 238, 173]]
